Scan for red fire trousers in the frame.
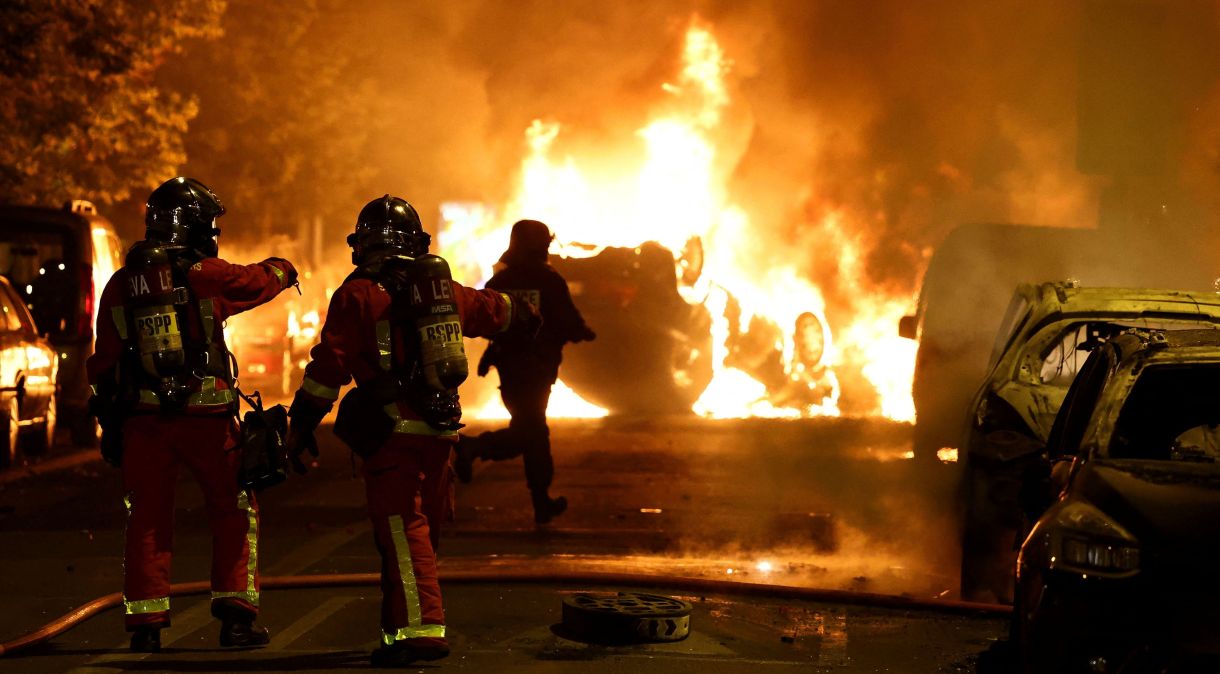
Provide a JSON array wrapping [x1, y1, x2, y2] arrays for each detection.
[[120, 414, 259, 630], [362, 434, 453, 648]]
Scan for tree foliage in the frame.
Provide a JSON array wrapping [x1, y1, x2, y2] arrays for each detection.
[[165, 0, 378, 239], [0, 0, 225, 207]]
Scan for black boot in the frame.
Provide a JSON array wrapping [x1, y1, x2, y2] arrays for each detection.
[[532, 492, 567, 524], [129, 626, 161, 653], [219, 620, 271, 648], [370, 639, 450, 667]]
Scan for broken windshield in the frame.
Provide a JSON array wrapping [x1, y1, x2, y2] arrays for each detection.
[[1107, 364, 1220, 462]]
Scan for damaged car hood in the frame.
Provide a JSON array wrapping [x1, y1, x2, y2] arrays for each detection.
[[1076, 460, 1220, 550]]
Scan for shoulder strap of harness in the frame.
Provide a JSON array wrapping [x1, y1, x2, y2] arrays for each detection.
[[169, 254, 234, 388]]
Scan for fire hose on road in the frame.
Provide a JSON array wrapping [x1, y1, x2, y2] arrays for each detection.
[[0, 567, 1010, 657]]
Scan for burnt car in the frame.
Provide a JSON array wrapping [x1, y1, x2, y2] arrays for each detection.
[[0, 275, 60, 467], [549, 241, 834, 415], [0, 200, 124, 445], [1014, 329, 1220, 673], [959, 282, 1220, 602], [550, 242, 713, 414], [901, 224, 1213, 463]]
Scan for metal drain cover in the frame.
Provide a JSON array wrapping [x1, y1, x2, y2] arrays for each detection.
[[561, 592, 692, 643]]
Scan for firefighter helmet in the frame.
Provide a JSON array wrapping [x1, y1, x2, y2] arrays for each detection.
[[145, 177, 225, 257], [348, 195, 431, 264]]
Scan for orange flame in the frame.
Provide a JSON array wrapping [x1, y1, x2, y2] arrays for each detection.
[[443, 22, 914, 421]]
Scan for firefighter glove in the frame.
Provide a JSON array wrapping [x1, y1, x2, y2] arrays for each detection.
[[100, 427, 123, 467], [287, 392, 327, 474], [264, 257, 299, 288], [286, 427, 318, 475], [89, 395, 123, 467]]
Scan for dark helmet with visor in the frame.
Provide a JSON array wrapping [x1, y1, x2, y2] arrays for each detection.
[[145, 177, 225, 257], [348, 195, 431, 264]]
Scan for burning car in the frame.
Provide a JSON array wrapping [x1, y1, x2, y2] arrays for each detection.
[[960, 282, 1220, 602], [548, 241, 837, 416], [1014, 329, 1220, 673], [549, 242, 714, 414]]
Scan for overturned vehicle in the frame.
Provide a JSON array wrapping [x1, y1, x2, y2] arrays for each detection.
[[549, 242, 711, 414], [550, 241, 834, 415]]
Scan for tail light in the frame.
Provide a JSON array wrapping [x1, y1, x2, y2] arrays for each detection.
[[78, 265, 94, 337]]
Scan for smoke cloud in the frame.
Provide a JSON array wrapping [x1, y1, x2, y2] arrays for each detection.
[[173, 0, 1220, 277], [167, 0, 1220, 414]]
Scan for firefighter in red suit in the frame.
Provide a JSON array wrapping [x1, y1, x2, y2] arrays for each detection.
[[86, 177, 297, 652], [284, 195, 532, 668]]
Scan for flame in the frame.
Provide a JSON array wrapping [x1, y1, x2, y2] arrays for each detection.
[[440, 22, 914, 421], [472, 377, 609, 420], [812, 212, 917, 422], [90, 227, 119, 332]]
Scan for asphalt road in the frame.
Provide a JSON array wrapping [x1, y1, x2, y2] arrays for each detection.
[[0, 416, 1010, 672]]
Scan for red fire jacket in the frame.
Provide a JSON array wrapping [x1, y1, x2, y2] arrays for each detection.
[[294, 276, 511, 429], [87, 255, 297, 414]]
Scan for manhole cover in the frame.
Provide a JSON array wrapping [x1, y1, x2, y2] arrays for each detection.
[[561, 592, 692, 643]]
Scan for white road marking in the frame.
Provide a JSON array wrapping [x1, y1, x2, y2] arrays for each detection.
[[263, 596, 355, 651]]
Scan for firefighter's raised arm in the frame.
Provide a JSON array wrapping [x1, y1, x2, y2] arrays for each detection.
[[189, 257, 298, 319]]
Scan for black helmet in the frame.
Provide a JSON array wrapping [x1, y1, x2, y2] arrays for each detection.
[[499, 219, 553, 266], [145, 177, 225, 257], [348, 195, 431, 264]]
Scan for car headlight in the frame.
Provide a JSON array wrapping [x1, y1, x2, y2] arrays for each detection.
[[1043, 501, 1140, 578]]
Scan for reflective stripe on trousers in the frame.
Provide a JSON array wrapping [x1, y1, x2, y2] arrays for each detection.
[[212, 490, 260, 606], [383, 514, 445, 644], [124, 596, 170, 615], [122, 493, 170, 616]]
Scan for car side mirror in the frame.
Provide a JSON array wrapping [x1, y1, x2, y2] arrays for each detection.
[[898, 314, 917, 340]]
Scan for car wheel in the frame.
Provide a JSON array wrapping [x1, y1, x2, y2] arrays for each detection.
[[0, 396, 19, 468], [21, 393, 56, 455]]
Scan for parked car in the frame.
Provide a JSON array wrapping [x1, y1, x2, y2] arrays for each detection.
[[0, 200, 124, 445], [1014, 329, 1220, 673], [960, 282, 1220, 602], [0, 275, 60, 467]]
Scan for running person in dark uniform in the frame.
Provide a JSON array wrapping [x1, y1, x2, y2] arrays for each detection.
[[455, 220, 595, 524]]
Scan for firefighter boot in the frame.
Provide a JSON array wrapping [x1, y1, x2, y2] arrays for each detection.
[[532, 491, 568, 525], [214, 599, 270, 647], [219, 621, 271, 648], [370, 638, 451, 668], [129, 626, 162, 653]]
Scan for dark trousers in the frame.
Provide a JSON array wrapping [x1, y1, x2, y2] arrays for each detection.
[[470, 374, 554, 495]]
